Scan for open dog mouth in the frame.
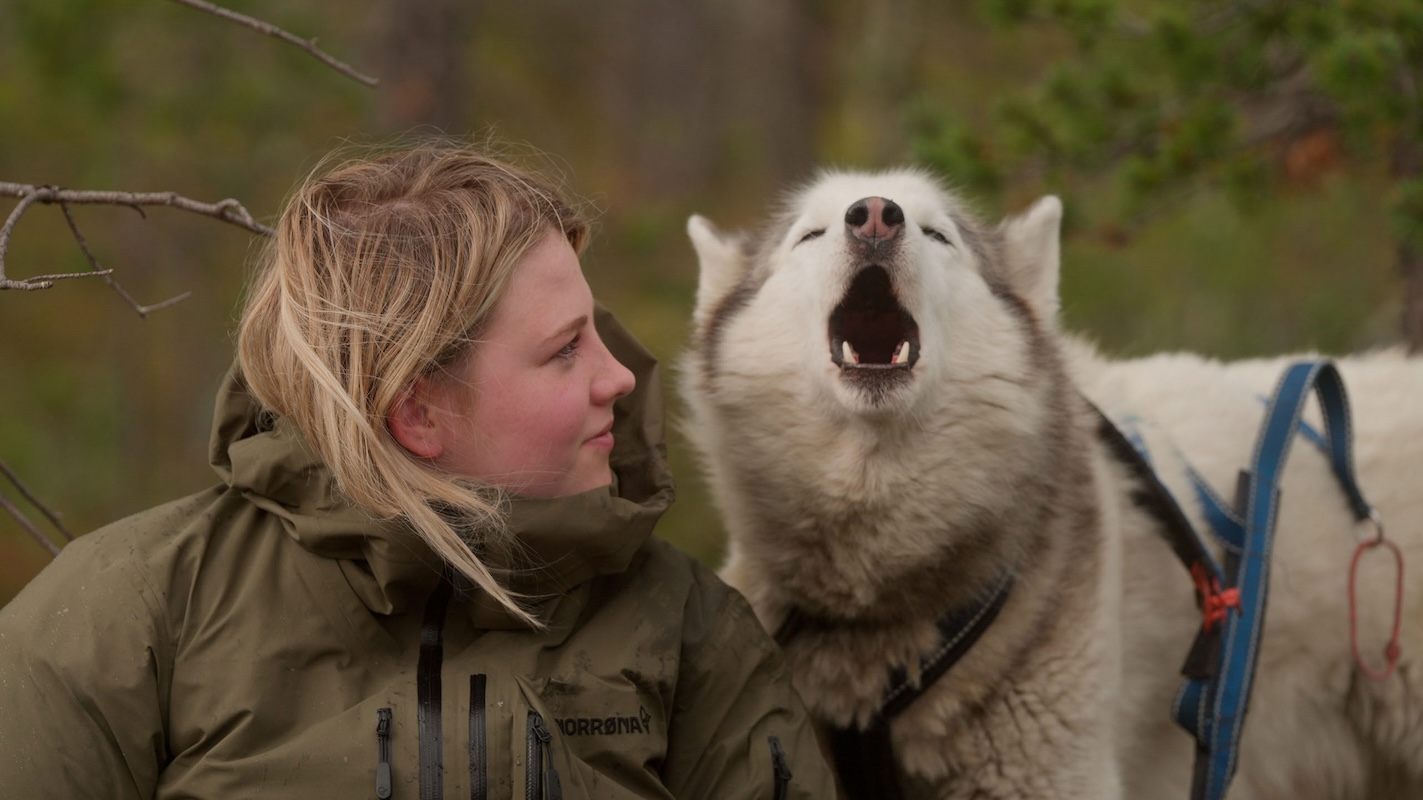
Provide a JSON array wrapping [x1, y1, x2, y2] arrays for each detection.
[[828, 265, 919, 371]]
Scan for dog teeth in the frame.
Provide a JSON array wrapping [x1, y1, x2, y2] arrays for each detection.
[[842, 341, 859, 365], [892, 341, 910, 365]]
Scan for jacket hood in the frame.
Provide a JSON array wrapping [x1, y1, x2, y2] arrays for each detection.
[[209, 306, 676, 625]]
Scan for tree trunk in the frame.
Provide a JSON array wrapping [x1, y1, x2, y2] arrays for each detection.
[[1392, 126, 1423, 353], [1399, 245, 1423, 354], [588, 0, 826, 198], [373, 0, 477, 133]]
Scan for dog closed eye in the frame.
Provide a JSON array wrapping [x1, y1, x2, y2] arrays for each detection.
[[921, 227, 952, 246], [797, 229, 825, 245]]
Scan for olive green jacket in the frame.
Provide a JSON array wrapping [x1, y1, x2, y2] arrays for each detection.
[[0, 312, 834, 799]]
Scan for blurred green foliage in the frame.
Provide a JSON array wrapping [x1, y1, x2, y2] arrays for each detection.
[[912, 0, 1423, 261], [0, 0, 1410, 604]]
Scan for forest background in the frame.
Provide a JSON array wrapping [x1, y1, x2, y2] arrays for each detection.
[[2, 0, 1416, 604]]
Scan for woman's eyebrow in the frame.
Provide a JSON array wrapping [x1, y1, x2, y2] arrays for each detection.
[[540, 315, 588, 347]]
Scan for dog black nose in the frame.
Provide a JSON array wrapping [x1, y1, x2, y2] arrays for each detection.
[[845, 197, 904, 242]]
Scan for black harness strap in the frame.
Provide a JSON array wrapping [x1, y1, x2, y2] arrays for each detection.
[[777, 569, 1014, 799], [1093, 404, 1229, 678], [1092, 404, 1216, 576], [828, 720, 902, 800]]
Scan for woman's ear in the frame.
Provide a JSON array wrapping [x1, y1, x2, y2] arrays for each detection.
[[388, 380, 444, 460]]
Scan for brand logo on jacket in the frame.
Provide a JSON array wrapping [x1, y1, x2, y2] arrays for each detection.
[[555, 706, 653, 736]]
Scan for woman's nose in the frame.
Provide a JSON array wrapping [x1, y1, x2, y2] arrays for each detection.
[[594, 336, 636, 404]]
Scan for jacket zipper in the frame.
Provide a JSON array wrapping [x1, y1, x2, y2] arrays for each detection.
[[769, 735, 792, 800], [376, 708, 394, 800], [417, 576, 454, 800], [469, 675, 487, 800], [525, 710, 563, 800]]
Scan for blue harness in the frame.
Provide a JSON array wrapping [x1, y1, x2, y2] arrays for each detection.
[[1106, 359, 1381, 800]]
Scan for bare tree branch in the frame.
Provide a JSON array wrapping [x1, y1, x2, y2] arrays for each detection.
[[0, 270, 116, 290], [172, 0, 380, 87], [0, 184, 273, 235], [58, 202, 192, 317], [1, 4, 379, 567], [0, 494, 61, 558], [0, 459, 74, 544], [0, 182, 272, 293], [0, 458, 71, 557], [2, 2, 368, 294], [0, 188, 49, 288]]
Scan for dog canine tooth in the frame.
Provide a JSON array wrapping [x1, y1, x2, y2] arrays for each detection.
[[842, 340, 858, 366], [892, 341, 910, 365]]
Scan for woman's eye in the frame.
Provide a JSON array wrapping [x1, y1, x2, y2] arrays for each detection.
[[922, 227, 952, 245], [557, 335, 581, 360], [796, 229, 825, 245]]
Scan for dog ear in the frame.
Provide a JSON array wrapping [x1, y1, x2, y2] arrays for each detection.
[[687, 214, 751, 329], [999, 195, 1063, 326]]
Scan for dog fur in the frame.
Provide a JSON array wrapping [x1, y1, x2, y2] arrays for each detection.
[[679, 169, 1423, 799]]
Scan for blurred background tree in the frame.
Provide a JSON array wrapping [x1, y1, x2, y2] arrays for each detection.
[[0, 0, 1409, 603], [910, 0, 1423, 351]]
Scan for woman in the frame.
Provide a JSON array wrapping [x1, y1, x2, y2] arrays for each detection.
[[0, 145, 834, 799]]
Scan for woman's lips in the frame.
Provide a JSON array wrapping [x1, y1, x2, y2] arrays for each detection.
[[586, 420, 615, 450]]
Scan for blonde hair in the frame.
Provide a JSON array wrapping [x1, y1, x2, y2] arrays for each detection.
[[237, 144, 589, 627]]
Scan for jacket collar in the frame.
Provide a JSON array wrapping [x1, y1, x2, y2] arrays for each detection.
[[209, 307, 675, 625]]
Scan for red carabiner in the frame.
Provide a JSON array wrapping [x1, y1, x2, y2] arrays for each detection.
[[1348, 514, 1404, 681]]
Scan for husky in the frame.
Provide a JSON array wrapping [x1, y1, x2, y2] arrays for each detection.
[[678, 169, 1423, 799]]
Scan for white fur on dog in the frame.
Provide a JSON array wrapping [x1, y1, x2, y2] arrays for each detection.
[[681, 169, 1423, 799]]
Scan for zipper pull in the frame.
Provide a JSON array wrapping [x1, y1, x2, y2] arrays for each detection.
[[530, 713, 552, 745], [528, 712, 562, 800], [768, 735, 792, 800], [376, 708, 394, 799]]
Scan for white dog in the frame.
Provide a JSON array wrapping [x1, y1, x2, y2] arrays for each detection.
[[679, 169, 1423, 799]]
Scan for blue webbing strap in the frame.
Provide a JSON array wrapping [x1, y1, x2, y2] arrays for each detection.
[[1174, 360, 1376, 800]]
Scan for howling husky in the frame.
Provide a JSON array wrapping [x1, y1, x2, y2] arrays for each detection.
[[679, 169, 1423, 799]]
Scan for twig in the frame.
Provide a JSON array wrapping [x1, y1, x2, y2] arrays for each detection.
[[0, 182, 272, 293], [0, 270, 114, 291], [0, 184, 273, 235], [172, 0, 379, 87], [58, 202, 192, 317], [0, 456, 69, 557], [0, 494, 61, 557], [0, 188, 49, 288], [0, 458, 73, 542]]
